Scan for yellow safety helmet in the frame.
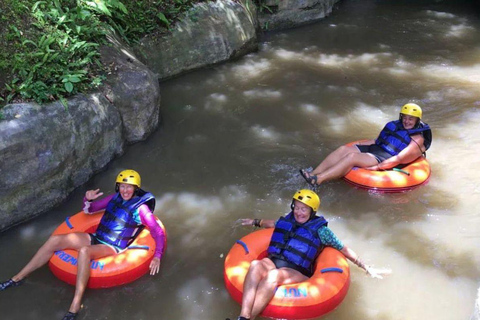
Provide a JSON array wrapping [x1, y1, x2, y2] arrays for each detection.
[[292, 189, 320, 212], [115, 169, 141, 188], [400, 103, 422, 119]]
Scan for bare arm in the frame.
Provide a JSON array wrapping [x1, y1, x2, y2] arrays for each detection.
[[356, 139, 376, 146], [340, 245, 391, 279], [341, 245, 365, 270], [366, 135, 425, 170], [240, 218, 276, 228]]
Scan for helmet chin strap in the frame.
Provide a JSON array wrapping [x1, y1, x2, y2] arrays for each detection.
[[414, 118, 421, 129], [307, 211, 317, 221]]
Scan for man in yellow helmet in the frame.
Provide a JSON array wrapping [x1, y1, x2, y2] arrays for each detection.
[[300, 103, 432, 187], [234, 190, 390, 320], [0, 170, 165, 320]]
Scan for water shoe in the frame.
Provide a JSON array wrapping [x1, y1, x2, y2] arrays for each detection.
[[61, 311, 77, 320], [299, 169, 318, 187], [0, 279, 23, 291]]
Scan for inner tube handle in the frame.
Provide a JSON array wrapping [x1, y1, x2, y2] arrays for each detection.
[[65, 217, 74, 229], [393, 167, 410, 176], [236, 240, 249, 254], [320, 267, 343, 273], [127, 245, 150, 250]]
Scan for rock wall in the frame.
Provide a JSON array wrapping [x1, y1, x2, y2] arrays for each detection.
[[0, 0, 339, 231], [134, 0, 259, 80], [0, 96, 124, 230], [258, 0, 340, 31]]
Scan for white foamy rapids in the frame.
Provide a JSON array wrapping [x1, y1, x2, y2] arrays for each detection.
[[230, 57, 272, 81], [473, 286, 480, 320], [249, 124, 281, 142], [242, 88, 282, 99], [204, 93, 229, 112]]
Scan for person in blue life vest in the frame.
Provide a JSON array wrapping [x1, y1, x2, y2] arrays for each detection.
[[0, 170, 165, 320], [234, 189, 391, 320], [299, 103, 432, 187]]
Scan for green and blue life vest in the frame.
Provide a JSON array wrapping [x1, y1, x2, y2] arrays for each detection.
[[267, 212, 328, 276]]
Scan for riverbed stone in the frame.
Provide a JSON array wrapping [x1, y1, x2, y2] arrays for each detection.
[[0, 95, 124, 230], [134, 0, 259, 80], [258, 0, 340, 31]]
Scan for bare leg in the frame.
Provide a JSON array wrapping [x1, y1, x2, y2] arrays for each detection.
[[250, 268, 307, 319], [240, 258, 276, 319], [68, 244, 115, 313], [314, 152, 378, 185], [311, 145, 360, 175], [12, 233, 92, 282]]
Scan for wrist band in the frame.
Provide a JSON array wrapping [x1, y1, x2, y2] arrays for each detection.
[[253, 219, 261, 227]]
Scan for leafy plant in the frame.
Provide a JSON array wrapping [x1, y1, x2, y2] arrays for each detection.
[[1, 0, 106, 106], [0, 0, 209, 109], [253, 0, 278, 14], [105, 0, 208, 43]]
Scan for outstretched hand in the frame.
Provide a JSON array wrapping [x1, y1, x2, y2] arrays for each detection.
[[240, 219, 254, 226], [365, 266, 392, 279], [149, 257, 161, 275], [85, 189, 103, 201]]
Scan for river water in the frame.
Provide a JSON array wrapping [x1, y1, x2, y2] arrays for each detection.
[[1, 1, 480, 319]]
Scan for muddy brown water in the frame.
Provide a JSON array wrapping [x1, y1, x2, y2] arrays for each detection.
[[1, 1, 480, 319]]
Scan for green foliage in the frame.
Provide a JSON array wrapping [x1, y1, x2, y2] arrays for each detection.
[[0, 0, 207, 109], [253, 0, 278, 14], [1, 0, 106, 106], [104, 0, 208, 43]]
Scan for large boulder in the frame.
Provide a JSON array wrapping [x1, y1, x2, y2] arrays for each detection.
[[0, 95, 124, 230], [134, 0, 259, 80], [258, 0, 340, 31]]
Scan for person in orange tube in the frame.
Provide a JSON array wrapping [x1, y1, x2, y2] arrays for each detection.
[[0, 170, 165, 320], [299, 103, 432, 187], [233, 189, 390, 320]]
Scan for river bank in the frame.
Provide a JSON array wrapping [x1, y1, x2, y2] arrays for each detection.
[[0, 0, 340, 231]]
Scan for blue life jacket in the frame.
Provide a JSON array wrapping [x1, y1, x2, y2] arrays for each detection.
[[267, 212, 328, 276], [375, 120, 432, 156], [94, 189, 155, 249]]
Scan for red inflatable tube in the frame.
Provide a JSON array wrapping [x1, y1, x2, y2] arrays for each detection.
[[48, 210, 166, 289], [343, 140, 431, 192], [224, 228, 350, 319]]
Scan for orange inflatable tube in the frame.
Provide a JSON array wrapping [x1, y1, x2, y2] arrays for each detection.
[[343, 140, 431, 192], [224, 228, 350, 319], [48, 210, 166, 289]]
